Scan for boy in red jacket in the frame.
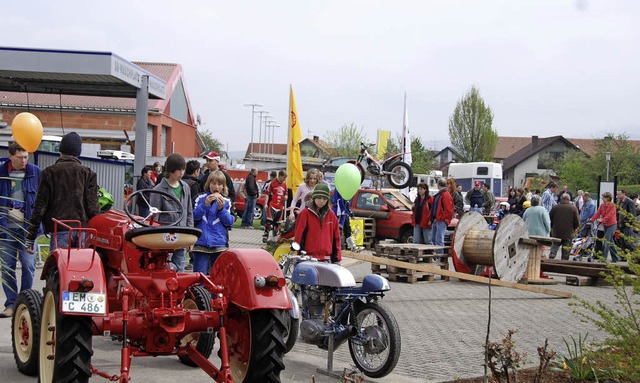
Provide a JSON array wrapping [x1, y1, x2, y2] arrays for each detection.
[[294, 183, 342, 263]]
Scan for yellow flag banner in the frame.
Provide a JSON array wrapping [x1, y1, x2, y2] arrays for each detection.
[[376, 129, 391, 159], [287, 85, 304, 195], [350, 218, 364, 246]]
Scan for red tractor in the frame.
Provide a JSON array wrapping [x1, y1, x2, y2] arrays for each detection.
[[11, 190, 290, 383]]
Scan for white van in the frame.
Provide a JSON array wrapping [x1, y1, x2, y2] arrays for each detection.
[[448, 162, 503, 197], [97, 150, 135, 161]]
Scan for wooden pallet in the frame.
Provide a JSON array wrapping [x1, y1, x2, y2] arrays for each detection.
[[362, 218, 376, 250], [374, 261, 450, 283]]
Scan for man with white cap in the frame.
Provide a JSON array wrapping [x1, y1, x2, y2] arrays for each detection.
[[200, 151, 235, 206]]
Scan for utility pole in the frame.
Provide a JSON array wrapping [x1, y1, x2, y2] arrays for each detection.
[[243, 103, 262, 156]]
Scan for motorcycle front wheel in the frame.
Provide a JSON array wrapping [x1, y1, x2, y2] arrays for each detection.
[[386, 162, 413, 189], [348, 302, 401, 378]]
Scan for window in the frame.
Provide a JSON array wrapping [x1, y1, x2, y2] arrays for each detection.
[[476, 167, 489, 176]]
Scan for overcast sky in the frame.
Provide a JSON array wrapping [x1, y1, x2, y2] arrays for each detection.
[[5, 1, 640, 152]]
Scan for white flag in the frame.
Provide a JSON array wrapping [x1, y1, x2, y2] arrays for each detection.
[[402, 92, 412, 165]]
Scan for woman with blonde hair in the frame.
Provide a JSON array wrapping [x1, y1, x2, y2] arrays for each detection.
[[288, 168, 320, 220], [192, 171, 235, 273]]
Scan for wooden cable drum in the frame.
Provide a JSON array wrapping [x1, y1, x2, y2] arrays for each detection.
[[453, 212, 531, 282]]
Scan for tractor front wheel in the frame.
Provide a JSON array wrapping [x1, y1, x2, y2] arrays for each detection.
[[12, 289, 43, 376], [224, 306, 286, 383], [39, 269, 93, 383]]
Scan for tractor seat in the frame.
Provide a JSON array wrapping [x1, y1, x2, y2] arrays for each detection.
[[125, 226, 202, 250]]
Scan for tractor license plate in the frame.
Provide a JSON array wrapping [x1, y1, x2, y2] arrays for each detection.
[[62, 291, 106, 314]]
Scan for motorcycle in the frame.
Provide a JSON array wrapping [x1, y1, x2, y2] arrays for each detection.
[[348, 142, 413, 189], [279, 243, 401, 378]]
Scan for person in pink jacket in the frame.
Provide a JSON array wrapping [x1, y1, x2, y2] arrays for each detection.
[[294, 183, 342, 263], [590, 191, 619, 262]]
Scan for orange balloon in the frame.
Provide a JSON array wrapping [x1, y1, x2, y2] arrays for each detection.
[[11, 112, 43, 152]]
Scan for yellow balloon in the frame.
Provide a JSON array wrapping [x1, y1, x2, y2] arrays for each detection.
[[11, 112, 43, 152]]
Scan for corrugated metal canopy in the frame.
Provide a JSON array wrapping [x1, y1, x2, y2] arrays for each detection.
[[0, 47, 166, 99]]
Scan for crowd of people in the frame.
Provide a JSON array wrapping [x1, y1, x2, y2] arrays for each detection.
[[411, 178, 639, 263], [2, 134, 639, 319]]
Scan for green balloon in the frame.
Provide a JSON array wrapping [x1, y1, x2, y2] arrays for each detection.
[[335, 163, 361, 200]]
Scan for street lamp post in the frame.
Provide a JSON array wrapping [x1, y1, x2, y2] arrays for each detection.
[[254, 111, 270, 156], [243, 103, 262, 156], [606, 151, 611, 181], [271, 123, 279, 155], [261, 116, 273, 155]]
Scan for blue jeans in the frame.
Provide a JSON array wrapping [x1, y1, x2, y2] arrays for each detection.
[[192, 251, 222, 275], [169, 248, 187, 272], [413, 226, 432, 244], [242, 196, 257, 227], [430, 221, 447, 254], [602, 224, 619, 262], [1, 227, 36, 308], [50, 231, 85, 252]]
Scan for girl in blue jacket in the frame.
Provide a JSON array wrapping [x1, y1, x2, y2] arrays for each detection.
[[192, 170, 235, 274]]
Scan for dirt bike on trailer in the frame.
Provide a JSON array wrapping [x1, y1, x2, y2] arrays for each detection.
[[348, 142, 413, 189], [11, 189, 290, 383]]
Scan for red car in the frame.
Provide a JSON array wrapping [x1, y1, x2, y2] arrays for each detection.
[[232, 181, 267, 220], [351, 188, 459, 244]]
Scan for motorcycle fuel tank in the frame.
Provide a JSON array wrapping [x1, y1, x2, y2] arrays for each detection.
[[292, 262, 356, 287]]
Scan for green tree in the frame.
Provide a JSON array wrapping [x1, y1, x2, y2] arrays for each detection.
[[324, 123, 369, 157], [387, 135, 434, 174], [198, 128, 223, 153], [554, 133, 640, 192], [554, 149, 597, 193], [448, 86, 498, 162]]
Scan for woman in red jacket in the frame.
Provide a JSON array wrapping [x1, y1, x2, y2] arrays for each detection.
[[412, 183, 432, 244], [590, 192, 619, 262], [294, 183, 342, 263]]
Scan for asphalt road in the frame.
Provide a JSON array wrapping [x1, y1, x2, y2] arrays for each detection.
[[0, 227, 619, 382]]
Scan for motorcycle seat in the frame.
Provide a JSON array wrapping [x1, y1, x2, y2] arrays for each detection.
[[124, 226, 202, 251]]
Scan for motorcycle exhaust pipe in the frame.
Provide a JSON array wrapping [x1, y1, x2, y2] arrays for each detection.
[[326, 324, 357, 349]]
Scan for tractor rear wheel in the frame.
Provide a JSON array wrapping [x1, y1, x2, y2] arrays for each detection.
[[39, 269, 93, 383], [224, 306, 286, 383], [178, 286, 215, 366], [12, 289, 43, 376]]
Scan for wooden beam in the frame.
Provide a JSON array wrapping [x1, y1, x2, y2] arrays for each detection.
[[344, 251, 574, 299]]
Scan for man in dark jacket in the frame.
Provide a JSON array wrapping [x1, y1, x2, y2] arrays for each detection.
[[26, 132, 99, 252], [241, 168, 259, 228], [0, 143, 41, 318], [616, 189, 637, 252], [465, 181, 484, 213], [549, 193, 580, 260], [183, 160, 202, 208]]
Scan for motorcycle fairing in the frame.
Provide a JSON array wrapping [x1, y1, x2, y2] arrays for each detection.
[[291, 262, 356, 287]]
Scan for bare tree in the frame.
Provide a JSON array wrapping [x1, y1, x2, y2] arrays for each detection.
[[324, 123, 369, 158]]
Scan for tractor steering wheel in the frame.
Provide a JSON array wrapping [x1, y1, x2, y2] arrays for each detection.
[[124, 189, 185, 227]]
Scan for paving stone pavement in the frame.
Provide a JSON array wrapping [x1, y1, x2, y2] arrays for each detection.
[[0, 226, 620, 382]]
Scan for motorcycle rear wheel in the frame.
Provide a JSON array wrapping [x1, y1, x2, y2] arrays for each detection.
[[40, 268, 93, 383], [348, 302, 401, 378], [224, 306, 286, 382], [386, 161, 413, 189]]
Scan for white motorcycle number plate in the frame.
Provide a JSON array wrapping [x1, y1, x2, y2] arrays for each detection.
[[62, 291, 106, 314]]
